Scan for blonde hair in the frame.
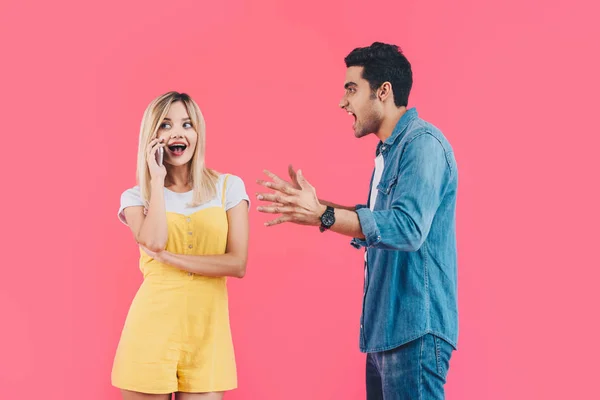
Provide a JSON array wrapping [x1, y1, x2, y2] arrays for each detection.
[[136, 91, 219, 207]]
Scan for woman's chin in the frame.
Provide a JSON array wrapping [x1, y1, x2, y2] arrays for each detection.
[[165, 156, 193, 167]]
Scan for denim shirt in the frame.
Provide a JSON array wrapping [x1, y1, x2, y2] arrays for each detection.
[[351, 108, 459, 352]]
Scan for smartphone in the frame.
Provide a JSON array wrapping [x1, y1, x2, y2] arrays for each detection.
[[155, 146, 164, 166]]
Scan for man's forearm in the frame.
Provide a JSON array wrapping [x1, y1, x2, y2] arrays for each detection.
[[325, 207, 366, 239], [319, 199, 358, 212]]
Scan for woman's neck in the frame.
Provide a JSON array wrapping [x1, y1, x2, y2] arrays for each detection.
[[164, 164, 192, 191]]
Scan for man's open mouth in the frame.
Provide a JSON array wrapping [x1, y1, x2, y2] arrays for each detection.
[[348, 111, 357, 127]]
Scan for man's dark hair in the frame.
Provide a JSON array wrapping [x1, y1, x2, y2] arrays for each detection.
[[344, 42, 413, 107]]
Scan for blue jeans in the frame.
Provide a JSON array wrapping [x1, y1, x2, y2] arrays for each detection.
[[366, 334, 454, 400]]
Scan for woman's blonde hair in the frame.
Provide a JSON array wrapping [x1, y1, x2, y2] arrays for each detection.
[[136, 91, 219, 207]]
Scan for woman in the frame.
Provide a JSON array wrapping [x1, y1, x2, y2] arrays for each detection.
[[112, 91, 249, 400]]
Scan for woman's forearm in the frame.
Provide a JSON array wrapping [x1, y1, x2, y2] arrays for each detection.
[[159, 252, 247, 278], [137, 179, 169, 251]]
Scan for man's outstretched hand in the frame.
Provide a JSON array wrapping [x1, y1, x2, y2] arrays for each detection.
[[256, 166, 326, 227]]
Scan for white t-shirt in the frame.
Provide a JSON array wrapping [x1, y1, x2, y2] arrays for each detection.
[[365, 153, 385, 263], [369, 153, 385, 211], [118, 174, 250, 225]]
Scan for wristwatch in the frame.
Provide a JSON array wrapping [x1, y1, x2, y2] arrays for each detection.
[[319, 206, 336, 232]]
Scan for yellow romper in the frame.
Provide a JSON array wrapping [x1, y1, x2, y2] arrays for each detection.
[[112, 174, 245, 394]]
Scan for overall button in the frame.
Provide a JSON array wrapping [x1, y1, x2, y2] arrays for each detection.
[[188, 272, 193, 276], [188, 232, 193, 235], [188, 245, 193, 249], [186, 217, 191, 222]]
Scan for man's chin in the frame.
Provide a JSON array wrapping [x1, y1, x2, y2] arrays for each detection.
[[353, 127, 370, 139]]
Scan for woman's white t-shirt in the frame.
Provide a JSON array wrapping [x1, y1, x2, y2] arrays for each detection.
[[118, 174, 250, 224]]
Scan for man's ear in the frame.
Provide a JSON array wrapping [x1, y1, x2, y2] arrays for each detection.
[[378, 82, 392, 102]]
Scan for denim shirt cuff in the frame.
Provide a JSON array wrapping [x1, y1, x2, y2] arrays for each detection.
[[351, 207, 382, 248], [350, 204, 368, 248], [350, 237, 367, 248]]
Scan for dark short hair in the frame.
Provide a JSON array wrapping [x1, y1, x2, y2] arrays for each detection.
[[344, 42, 413, 107]]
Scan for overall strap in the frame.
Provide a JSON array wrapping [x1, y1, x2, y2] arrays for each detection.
[[221, 174, 230, 208]]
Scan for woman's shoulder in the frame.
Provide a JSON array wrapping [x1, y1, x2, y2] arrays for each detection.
[[120, 185, 142, 200], [216, 173, 248, 193], [217, 173, 245, 183], [118, 185, 144, 224]]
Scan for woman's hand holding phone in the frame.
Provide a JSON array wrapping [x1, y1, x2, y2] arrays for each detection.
[[147, 137, 167, 183]]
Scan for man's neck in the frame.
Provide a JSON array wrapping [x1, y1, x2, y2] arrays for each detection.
[[375, 106, 407, 143]]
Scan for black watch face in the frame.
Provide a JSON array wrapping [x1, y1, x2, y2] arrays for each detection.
[[321, 212, 335, 227]]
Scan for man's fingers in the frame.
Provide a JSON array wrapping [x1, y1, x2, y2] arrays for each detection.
[[288, 164, 297, 180], [263, 169, 288, 184], [264, 216, 292, 227], [288, 164, 302, 189], [257, 205, 297, 214], [295, 169, 315, 190], [256, 179, 298, 195], [256, 192, 293, 204]]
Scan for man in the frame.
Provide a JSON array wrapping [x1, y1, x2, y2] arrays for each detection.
[[256, 42, 458, 400]]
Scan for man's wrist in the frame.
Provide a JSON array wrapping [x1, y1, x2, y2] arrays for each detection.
[[318, 204, 336, 231], [318, 204, 327, 218]]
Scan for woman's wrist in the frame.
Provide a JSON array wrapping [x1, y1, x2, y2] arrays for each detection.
[[151, 176, 165, 188]]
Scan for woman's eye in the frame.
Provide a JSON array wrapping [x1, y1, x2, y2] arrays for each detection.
[[160, 123, 171, 129], [183, 122, 192, 128]]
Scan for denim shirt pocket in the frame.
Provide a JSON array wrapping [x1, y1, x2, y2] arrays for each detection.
[[376, 175, 398, 197]]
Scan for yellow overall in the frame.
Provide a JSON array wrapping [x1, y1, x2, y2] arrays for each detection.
[[112, 175, 237, 394]]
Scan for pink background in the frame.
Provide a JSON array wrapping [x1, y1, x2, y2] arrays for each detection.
[[1, 0, 599, 399]]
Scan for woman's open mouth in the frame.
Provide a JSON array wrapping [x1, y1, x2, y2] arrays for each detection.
[[168, 143, 187, 156]]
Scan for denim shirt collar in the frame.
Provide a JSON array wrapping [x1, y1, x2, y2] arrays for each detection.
[[375, 108, 419, 156]]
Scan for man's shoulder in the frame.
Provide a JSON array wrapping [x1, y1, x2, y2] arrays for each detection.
[[403, 117, 453, 153]]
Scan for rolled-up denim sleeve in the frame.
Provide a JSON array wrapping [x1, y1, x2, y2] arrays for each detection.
[[352, 134, 452, 251], [350, 204, 369, 248]]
